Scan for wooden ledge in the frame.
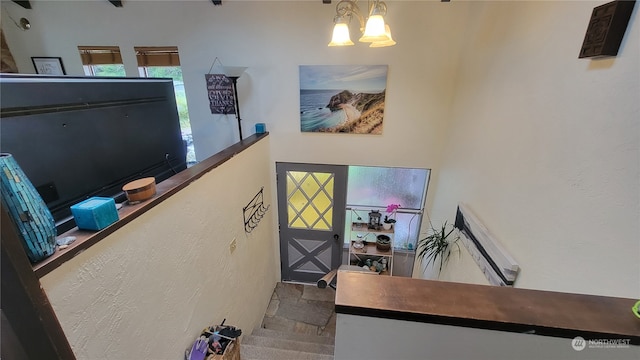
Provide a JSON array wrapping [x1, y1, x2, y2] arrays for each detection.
[[33, 133, 269, 278], [335, 271, 640, 344]]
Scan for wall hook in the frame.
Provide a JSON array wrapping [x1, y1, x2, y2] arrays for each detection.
[[243, 187, 270, 233]]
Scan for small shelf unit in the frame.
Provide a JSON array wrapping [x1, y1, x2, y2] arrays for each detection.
[[348, 222, 394, 275]]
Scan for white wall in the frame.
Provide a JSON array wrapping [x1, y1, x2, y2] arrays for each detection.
[[3, 0, 638, 300], [0, 0, 468, 168], [429, 1, 640, 298], [39, 138, 278, 359], [335, 314, 640, 360], [2, 0, 469, 281]]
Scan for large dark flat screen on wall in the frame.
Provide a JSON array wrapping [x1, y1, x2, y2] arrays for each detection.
[[0, 74, 187, 233]]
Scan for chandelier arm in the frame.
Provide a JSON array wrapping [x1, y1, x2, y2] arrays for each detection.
[[335, 0, 365, 32], [378, 2, 387, 16]]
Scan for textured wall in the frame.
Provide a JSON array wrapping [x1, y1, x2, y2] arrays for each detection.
[[40, 138, 278, 359], [428, 1, 640, 298]]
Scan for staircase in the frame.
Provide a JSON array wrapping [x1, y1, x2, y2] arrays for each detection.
[[240, 328, 334, 360], [240, 282, 336, 360]]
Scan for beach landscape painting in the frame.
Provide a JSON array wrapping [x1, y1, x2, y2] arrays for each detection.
[[299, 65, 388, 134]]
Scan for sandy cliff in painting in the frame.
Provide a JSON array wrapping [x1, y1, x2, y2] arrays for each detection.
[[322, 90, 386, 134]]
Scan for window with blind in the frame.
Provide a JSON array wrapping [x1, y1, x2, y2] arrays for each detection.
[[134, 46, 194, 165], [77, 46, 125, 77], [135, 47, 180, 67]]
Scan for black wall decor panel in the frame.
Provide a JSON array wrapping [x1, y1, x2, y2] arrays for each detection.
[[579, 0, 636, 58]]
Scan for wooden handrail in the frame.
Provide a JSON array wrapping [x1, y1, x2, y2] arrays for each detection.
[[336, 271, 640, 344]]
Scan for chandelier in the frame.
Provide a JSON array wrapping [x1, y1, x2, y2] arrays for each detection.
[[328, 0, 396, 48]]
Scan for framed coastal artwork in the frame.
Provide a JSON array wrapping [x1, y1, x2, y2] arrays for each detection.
[[299, 65, 387, 134]]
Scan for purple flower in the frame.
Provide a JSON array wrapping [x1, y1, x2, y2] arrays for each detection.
[[386, 204, 401, 213], [384, 204, 401, 224]]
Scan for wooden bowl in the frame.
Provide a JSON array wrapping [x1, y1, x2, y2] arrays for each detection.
[[122, 177, 156, 203]]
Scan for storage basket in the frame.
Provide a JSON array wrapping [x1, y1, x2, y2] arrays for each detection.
[[207, 338, 240, 360]]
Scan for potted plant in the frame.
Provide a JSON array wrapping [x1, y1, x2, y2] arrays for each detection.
[[416, 221, 460, 275], [383, 203, 400, 230], [382, 215, 395, 230]]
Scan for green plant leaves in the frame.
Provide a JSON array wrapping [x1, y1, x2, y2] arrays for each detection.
[[416, 221, 460, 274]]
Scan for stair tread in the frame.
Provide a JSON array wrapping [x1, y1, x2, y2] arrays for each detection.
[[244, 334, 334, 355], [252, 328, 335, 345], [240, 343, 334, 360]]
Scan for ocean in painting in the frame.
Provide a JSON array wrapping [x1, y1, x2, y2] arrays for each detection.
[[300, 89, 346, 132]]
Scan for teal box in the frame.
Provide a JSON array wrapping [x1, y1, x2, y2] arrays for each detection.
[[255, 123, 266, 134], [70, 197, 119, 231]]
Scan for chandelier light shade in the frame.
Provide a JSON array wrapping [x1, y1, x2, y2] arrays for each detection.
[[328, 0, 395, 48], [358, 2, 388, 43], [359, 14, 387, 43], [369, 25, 396, 47], [329, 17, 355, 46]]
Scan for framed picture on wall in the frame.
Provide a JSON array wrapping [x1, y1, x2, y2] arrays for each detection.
[[31, 57, 66, 75], [299, 65, 388, 135]]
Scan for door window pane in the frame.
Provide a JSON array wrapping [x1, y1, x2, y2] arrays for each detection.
[[286, 171, 334, 230]]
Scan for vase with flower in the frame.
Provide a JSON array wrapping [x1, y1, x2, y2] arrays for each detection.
[[383, 203, 400, 230]]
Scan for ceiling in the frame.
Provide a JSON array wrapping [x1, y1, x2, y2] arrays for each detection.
[[9, 0, 333, 9], [10, 0, 450, 10]]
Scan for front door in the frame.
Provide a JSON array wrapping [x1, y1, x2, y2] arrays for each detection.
[[276, 162, 347, 283]]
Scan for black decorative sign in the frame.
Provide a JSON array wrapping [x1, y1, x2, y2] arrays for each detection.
[[579, 0, 636, 58], [205, 74, 236, 114]]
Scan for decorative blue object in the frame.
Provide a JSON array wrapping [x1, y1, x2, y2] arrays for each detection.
[[70, 197, 118, 231], [0, 153, 57, 263], [255, 123, 266, 134]]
